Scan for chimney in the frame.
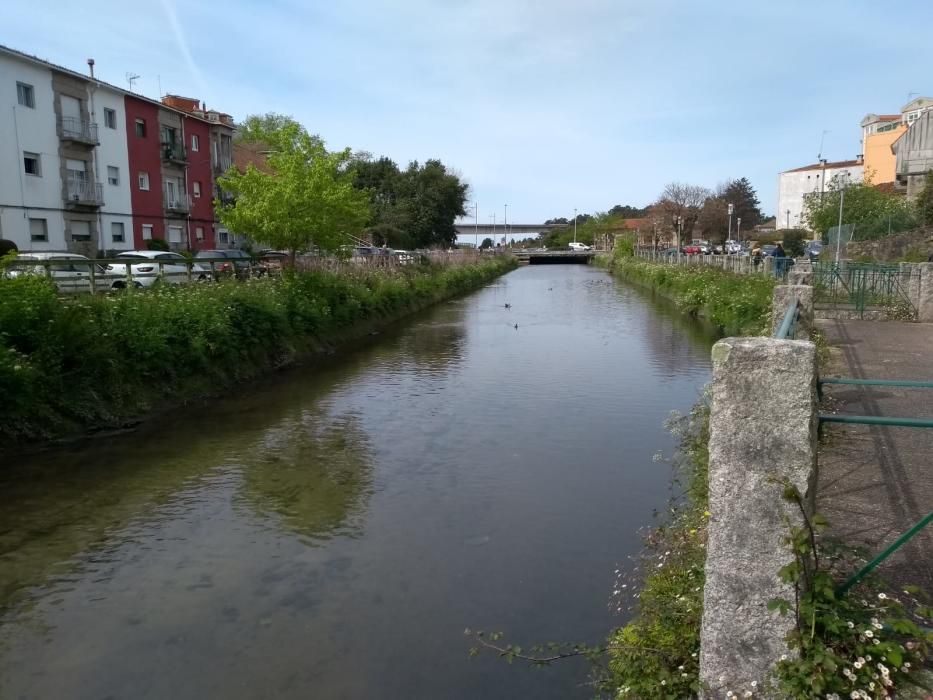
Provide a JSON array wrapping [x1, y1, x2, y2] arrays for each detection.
[[87, 58, 95, 78]]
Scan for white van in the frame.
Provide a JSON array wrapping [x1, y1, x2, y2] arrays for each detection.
[[568, 242, 592, 251]]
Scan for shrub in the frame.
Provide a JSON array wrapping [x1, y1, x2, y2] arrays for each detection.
[[0, 257, 516, 443], [780, 229, 808, 257], [146, 238, 171, 251]]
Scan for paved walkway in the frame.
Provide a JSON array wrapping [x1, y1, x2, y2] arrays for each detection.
[[816, 319, 933, 595]]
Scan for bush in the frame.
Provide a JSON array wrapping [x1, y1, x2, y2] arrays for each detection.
[[609, 257, 774, 335], [779, 229, 808, 257], [146, 238, 171, 251], [0, 257, 516, 443]]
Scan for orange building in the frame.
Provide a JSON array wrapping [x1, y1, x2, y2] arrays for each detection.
[[860, 114, 906, 184]]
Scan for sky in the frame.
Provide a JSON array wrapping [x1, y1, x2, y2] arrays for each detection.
[[6, 0, 933, 224]]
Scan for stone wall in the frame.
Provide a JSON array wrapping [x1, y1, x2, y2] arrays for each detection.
[[846, 227, 933, 261]]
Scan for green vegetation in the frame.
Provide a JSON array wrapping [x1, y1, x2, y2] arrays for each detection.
[[608, 252, 774, 335], [917, 170, 933, 227], [803, 178, 917, 241], [0, 258, 515, 444], [608, 401, 710, 698], [350, 155, 469, 249], [217, 116, 371, 259]]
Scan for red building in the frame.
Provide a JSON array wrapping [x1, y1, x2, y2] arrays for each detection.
[[123, 93, 235, 251]]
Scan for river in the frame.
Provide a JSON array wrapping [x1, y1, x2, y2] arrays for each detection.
[[0, 264, 714, 700]]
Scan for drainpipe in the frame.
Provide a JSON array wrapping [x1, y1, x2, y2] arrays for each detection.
[[87, 58, 104, 255], [182, 115, 191, 251], [12, 105, 28, 244]]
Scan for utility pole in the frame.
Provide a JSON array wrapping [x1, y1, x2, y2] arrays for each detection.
[[835, 172, 847, 263], [786, 209, 790, 229], [573, 207, 577, 243], [736, 217, 742, 248], [727, 203, 734, 244], [819, 158, 828, 201], [472, 202, 478, 249], [504, 204, 508, 247]]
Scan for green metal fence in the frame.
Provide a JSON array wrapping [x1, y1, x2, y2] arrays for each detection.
[[817, 377, 933, 595], [812, 262, 918, 320]]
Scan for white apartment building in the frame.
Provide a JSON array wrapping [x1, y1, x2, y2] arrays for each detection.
[[776, 159, 864, 231]]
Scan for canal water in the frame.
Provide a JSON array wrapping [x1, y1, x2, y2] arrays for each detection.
[[0, 265, 714, 699]]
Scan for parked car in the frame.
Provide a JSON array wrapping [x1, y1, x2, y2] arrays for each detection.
[[194, 249, 265, 278], [105, 251, 209, 288], [804, 241, 824, 261], [393, 249, 416, 264], [568, 242, 592, 251], [5, 252, 104, 294], [684, 242, 710, 255], [257, 250, 290, 272], [760, 244, 778, 257]]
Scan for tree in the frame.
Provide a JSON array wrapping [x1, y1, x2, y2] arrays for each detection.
[[217, 117, 371, 260], [655, 183, 710, 245], [608, 204, 648, 218], [916, 170, 933, 226], [802, 177, 916, 240], [722, 177, 763, 233], [545, 217, 569, 225], [695, 195, 729, 244], [480, 237, 494, 249]]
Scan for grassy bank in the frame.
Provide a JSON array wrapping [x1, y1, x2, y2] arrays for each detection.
[[0, 257, 515, 445], [606, 253, 774, 336]]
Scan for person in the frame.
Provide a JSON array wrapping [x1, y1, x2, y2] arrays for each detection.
[[772, 243, 786, 258]]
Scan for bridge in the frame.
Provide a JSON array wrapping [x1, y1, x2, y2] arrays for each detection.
[[454, 222, 569, 241], [511, 249, 597, 264]]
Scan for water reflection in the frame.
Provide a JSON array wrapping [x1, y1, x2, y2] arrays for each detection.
[[240, 411, 374, 543]]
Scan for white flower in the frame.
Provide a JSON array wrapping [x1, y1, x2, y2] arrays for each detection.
[[660, 680, 666, 686], [847, 621, 855, 628], [864, 630, 873, 638], [743, 692, 752, 698], [750, 681, 757, 689], [850, 692, 860, 699], [780, 654, 788, 661], [854, 660, 863, 669], [877, 592, 887, 600]]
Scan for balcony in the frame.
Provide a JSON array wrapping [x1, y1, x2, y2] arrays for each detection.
[[58, 116, 99, 146], [65, 180, 104, 207], [163, 192, 191, 214], [161, 141, 188, 165]]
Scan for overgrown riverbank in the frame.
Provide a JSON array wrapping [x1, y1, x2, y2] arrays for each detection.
[[602, 253, 774, 336], [0, 257, 516, 446]]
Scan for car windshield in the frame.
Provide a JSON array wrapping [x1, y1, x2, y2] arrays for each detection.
[[117, 254, 147, 260], [195, 251, 226, 258]]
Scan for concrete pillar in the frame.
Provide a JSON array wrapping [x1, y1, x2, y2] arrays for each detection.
[[700, 337, 818, 697], [771, 285, 813, 338], [919, 263, 933, 322]]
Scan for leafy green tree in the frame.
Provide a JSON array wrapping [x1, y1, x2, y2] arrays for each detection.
[[217, 118, 370, 260], [779, 229, 808, 257], [722, 177, 763, 231], [803, 177, 916, 240], [916, 170, 933, 226], [480, 237, 494, 249], [608, 204, 648, 218]]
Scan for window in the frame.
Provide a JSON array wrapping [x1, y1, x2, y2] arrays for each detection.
[[29, 218, 48, 241], [161, 126, 177, 145], [23, 152, 41, 176], [168, 226, 183, 244], [107, 166, 119, 186], [70, 221, 91, 241], [195, 226, 204, 240], [193, 181, 201, 198], [191, 134, 199, 151], [111, 221, 125, 243], [135, 118, 146, 137], [164, 178, 178, 202], [104, 108, 117, 129], [17, 82, 35, 108], [218, 229, 229, 244], [142, 224, 153, 240], [138, 171, 149, 190]]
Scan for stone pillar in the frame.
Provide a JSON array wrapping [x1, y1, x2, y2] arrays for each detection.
[[771, 285, 813, 338], [914, 263, 933, 322], [700, 338, 818, 697]]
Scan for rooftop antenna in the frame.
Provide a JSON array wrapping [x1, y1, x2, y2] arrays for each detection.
[[157, 74, 162, 98], [126, 72, 140, 91], [817, 130, 830, 162], [907, 91, 919, 101]]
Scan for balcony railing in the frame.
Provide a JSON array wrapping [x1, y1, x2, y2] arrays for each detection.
[[161, 141, 188, 164], [163, 192, 191, 213], [65, 180, 104, 206], [58, 117, 99, 145]]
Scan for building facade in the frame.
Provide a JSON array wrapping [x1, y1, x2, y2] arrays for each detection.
[[0, 44, 235, 254], [860, 114, 905, 184], [893, 110, 933, 197], [776, 159, 864, 231]]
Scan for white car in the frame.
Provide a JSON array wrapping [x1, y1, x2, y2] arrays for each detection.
[[6, 252, 104, 294], [105, 251, 209, 288], [568, 242, 592, 251]]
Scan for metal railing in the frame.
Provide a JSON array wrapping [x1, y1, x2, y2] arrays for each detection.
[[817, 377, 933, 594], [58, 116, 99, 144], [163, 192, 192, 213], [773, 296, 800, 339], [65, 180, 104, 206], [812, 261, 918, 319], [161, 141, 187, 163], [634, 248, 792, 279]]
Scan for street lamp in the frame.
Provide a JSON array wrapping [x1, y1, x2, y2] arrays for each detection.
[[573, 207, 577, 243], [727, 203, 734, 244], [736, 217, 742, 247], [786, 209, 790, 230], [504, 204, 509, 246], [469, 202, 478, 249]]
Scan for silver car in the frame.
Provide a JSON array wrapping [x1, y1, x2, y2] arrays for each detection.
[[6, 252, 103, 294], [105, 251, 209, 288]]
